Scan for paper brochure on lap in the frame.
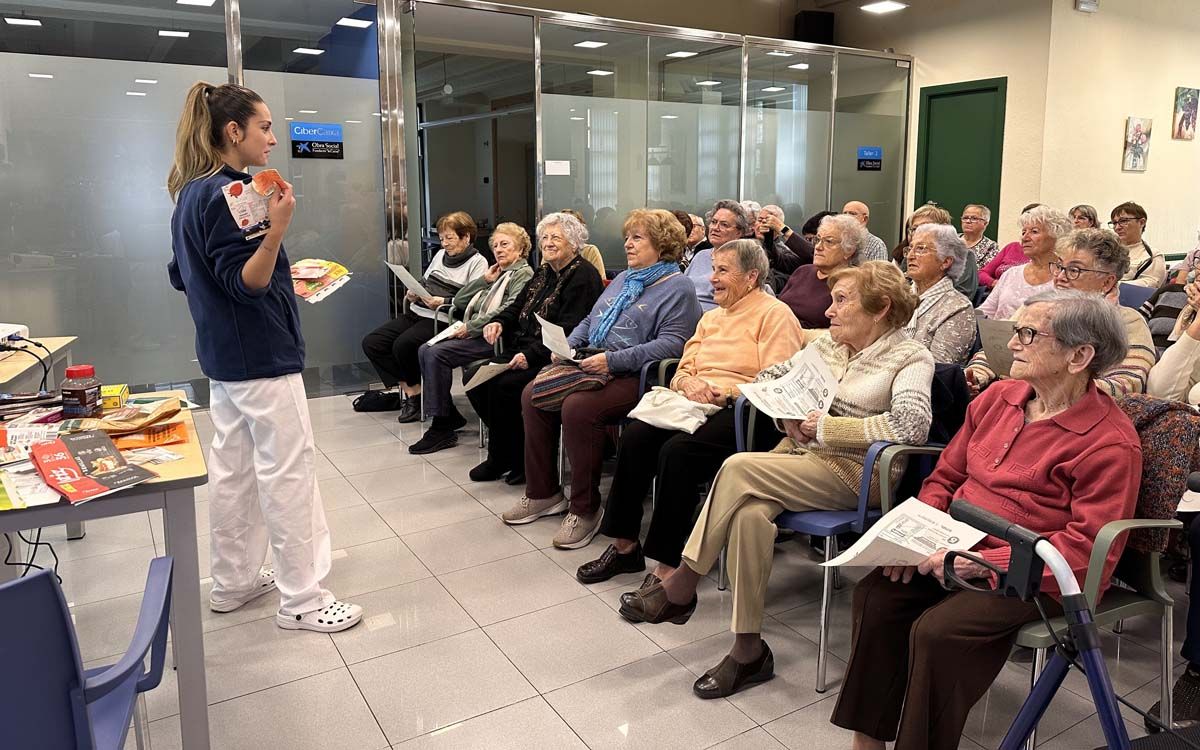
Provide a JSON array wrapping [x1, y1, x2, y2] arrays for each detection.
[[385, 262, 432, 299], [738, 348, 838, 420], [821, 498, 987, 567], [464, 362, 511, 392], [535, 314, 576, 360], [427, 321, 466, 347]]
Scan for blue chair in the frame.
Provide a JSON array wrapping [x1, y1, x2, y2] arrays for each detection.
[[0, 556, 174, 750], [1118, 282, 1155, 309]]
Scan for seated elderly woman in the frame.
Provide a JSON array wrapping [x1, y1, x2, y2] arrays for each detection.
[[408, 223, 536, 455], [979, 202, 1043, 289], [1070, 203, 1100, 229], [968, 228, 1154, 399], [777, 214, 864, 330], [831, 290, 1140, 750], [617, 262, 935, 700], [894, 204, 978, 300], [978, 206, 1072, 320], [509, 210, 702, 548], [575, 240, 803, 585], [683, 200, 754, 311], [467, 212, 603, 484], [903, 224, 976, 365], [358, 210, 489, 420], [960, 203, 999, 268]]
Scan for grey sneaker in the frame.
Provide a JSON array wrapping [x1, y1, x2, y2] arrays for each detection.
[[553, 508, 604, 550], [502, 492, 568, 525]]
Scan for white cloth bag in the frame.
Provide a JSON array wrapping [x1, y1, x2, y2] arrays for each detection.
[[626, 386, 722, 434]]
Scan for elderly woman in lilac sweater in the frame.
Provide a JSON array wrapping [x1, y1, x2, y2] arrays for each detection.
[[511, 209, 703, 550]]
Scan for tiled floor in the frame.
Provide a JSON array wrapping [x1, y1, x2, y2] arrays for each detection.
[[40, 393, 1177, 749]]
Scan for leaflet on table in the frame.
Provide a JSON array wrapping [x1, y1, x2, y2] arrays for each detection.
[[0, 424, 59, 466], [292, 259, 352, 304], [58, 399, 180, 436], [113, 421, 189, 450], [738, 348, 839, 420], [0, 460, 60, 511], [384, 262, 432, 299], [30, 430, 157, 505], [222, 178, 271, 240], [821, 498, 987, 568], [464, 361, 512, 392], [426, 321, 466, 347], [124, 447, 185, 467], [535, 314, 577, 360]]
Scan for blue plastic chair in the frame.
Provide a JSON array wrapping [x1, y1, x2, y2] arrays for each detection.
[[0, 556, 174, 750], [1118, 282, 1155, 309], [723, 397, 945, 692]]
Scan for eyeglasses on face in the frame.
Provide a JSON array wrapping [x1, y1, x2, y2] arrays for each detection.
[[906, 243, 938, 256], [1011, 325, 1055, 346], [960, 215, 986, 223], [1108, 217, 1140, 228], [1049, 261, 1111, 281]]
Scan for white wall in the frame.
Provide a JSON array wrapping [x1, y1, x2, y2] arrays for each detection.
[[1040, 0, 1200, 255]]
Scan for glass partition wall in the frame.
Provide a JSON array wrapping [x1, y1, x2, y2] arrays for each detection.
[[0, 0, 910, 402]]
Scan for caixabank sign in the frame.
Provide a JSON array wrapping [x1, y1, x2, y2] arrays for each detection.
[[290, 122, 344, 160]]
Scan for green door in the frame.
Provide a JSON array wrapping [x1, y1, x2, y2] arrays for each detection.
[[914, 77, 1006, 241]]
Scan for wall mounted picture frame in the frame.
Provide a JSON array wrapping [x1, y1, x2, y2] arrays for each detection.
[[1174, 87, 1198, 141], [1123, 116, 1152, 172]]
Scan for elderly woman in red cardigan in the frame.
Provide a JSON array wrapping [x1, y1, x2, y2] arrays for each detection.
[[831, 289, 1142, 750]]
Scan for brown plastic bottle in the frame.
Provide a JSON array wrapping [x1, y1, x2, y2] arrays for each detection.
[[61, 364, 103, 418]]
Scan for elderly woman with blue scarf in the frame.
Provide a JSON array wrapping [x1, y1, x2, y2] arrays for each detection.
[[510, 209, 703, 550]]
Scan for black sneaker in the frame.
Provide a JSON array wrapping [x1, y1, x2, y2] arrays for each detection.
[[504, 469, 526, 486], [396, 395, 422, 423], [1147, 665, 1200, 732], [469, 459, 510, 482], [352, 390, 402, 413], [409, 428, 458, 455]]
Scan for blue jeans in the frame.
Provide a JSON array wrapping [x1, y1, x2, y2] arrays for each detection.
[[417, 336, 495, 418]]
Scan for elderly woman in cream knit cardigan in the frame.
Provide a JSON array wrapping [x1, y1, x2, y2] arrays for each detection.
[[617, 261, 935, 699]]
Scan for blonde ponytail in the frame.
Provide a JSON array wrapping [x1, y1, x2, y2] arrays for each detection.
[[167, 81, 265, 201]]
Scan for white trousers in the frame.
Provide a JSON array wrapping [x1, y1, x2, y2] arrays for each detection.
[[207, 373, 334, 616]]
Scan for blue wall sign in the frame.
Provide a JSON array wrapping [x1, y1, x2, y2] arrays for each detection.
[[856, 146, 882, 172], [290, 121, 344, 159]]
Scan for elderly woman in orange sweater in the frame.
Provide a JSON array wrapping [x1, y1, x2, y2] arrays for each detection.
[[574, 239, 804, 585]]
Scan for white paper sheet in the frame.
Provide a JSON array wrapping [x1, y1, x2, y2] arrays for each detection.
[[426, 321, 466, 347], [738, 348, 838, 420], [1178, 489, 1200, 514], [977, 319, 1016, 378], [464, 362, 512, 392], [535, 314, 576, 359], [385, 261, 432, 299], [821, 498, 987, 567]]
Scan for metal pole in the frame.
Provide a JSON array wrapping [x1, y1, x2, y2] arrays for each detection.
[[737, 41, 749, 200], [224, 0, 243, 85], [826, 51, 838, 212], [533, 15, 544, 223]]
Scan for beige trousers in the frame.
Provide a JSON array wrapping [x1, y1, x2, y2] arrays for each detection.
[[681, 450, 858, 633]]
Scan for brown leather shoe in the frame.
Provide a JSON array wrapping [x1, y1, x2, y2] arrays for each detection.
[[618, 573, 661, 610], [576, 544, 646, 584], [693, 641, 775, 699], [617, 582, 696, 625]]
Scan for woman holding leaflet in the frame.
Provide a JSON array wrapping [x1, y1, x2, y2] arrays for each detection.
[[167, 81, 362, 632]]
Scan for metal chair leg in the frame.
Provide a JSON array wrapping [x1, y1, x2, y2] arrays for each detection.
[[1112, 619, 1124, 635], [1024, 647, 1047, 750], [717, 548, 728, 591], [478, 420, 487, 448], [419, 376, 427, 422], [1162, 605, 1175, 729], [132, 692, 150, 750], [816, 535, 837, 693], [557, 427, 566, 487]]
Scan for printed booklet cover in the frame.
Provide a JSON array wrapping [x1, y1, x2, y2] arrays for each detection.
[[30, 430, 156, 504]]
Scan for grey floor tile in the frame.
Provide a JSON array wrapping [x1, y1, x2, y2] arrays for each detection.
[[461, 479, 529, 515], [348, 464, 457, 503], [40, 512, 155, 562], [318, 476, 369, 511], [325, 504, 396, 549], [202, 617, 344, 704], [309, 409, 389, 434], [351, 629, 536, 745], [962, 660, 1098, 747], [1037, 712, 1146, 749], [59, 545, 158, 606], [438, 550, 590, 626], [329, 577, 477, 664], [708, 727, 788, 749], [1059, 631, 1170, 700], [321, 537, 432, 599], [371, 486, 492, 536], [484, 596, 662, 692], [393, 696, 587, 750], [323, 442, 427, 478], [315, 451, 341, 480], [771, 588, 854, 663], [544, 652, 754, 750], [760, 695, 845, 750], [402, 515, 536, 575], [314, 424, 400, 453], [71, 591, 150, 662], [596, 574, 739, 651]]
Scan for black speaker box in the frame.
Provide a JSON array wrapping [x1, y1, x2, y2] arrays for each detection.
[[794, 11, 834, 45]]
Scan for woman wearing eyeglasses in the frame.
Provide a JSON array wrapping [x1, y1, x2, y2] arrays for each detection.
[[977, 206, 1071, 320], [831, 290, 1140, 750], [1109, 201, 1166, 289], [959, 204, 998, 268], [903, 224, 977, 365], [966, 228, 1154, 399]]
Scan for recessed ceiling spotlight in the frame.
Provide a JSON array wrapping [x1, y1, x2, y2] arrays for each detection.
[[570, 116, 585, 121], [761, 86, 786, 93], [766, 51, 793, 57], [299, 109, 318, 114], [125, 91, 147, 97], [134, 78, 159, 84], [294, 47, 325, 55], [696, 80, 721, 87], [787, 63, 810, 70], [666, 51, 698, 59], [586, 70, 614, 76], [159, 30, 190, 37], [660, 115, 679, 119], [5, 17, 42, 26], [27, 73, 54, 79], [345, 120, 362, 124], [372, 112, 381, 117], [861, 1, 908, 13], [574, 41, 608, 49], [336, 17, 374, 28], [176, 0, 217, 6]]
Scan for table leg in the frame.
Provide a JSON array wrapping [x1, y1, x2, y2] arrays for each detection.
[[66, 520, 86, 540], [163, 487, 210, 750], [1, 532, 24, 583]]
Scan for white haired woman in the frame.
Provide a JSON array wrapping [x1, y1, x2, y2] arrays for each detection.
[[466, 212, 603, 483], [904, 224, 977, 365], [778, 214, 864, 329], [977, 206, 1073, 320], [960, 203, 999, 267]]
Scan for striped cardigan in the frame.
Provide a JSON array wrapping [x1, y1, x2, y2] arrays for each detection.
[[967, 304, 1155, 398], [758, 329, 935, 498]]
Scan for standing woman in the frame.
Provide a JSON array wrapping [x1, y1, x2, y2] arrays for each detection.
[[167, 82, 362, 632]]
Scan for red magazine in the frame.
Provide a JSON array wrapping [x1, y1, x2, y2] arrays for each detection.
[[29, 430, 157, 505]]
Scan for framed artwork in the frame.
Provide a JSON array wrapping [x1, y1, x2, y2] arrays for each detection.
[[1174, 87, 1198, 141], [1123, 117, 1152, 172]]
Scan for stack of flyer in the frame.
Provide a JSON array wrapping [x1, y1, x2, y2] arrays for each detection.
[[28, 430, 156, 505], [291, 259, 351, 303]]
